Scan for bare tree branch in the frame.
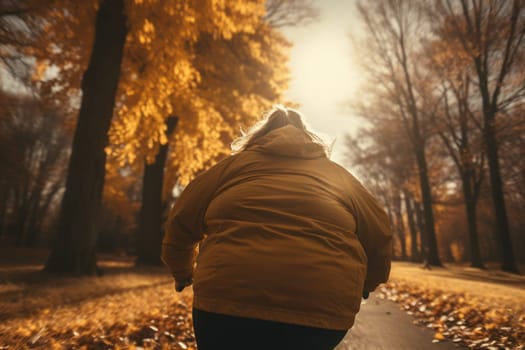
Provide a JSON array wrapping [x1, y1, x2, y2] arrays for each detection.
[[264, 0, 319, 28]]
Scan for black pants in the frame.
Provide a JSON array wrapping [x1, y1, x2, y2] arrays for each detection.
[[192, 308, 347, 350]]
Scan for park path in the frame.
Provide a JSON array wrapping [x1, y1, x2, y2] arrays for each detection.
[[335, 294, 462, 350]]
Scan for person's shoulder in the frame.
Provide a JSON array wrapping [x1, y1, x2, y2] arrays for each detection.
[[204, 154, 240, 174], [189, 154, 237, 181], [322, 158, 354, 177], [321, 159, 365, 187]]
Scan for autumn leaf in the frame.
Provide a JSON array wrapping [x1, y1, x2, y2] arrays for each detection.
[[379, 281, 525, 349]]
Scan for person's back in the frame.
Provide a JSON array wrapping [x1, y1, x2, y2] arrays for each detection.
[[162, 106, 392, 350]]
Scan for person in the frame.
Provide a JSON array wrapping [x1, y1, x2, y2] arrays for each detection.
[[162, 106, 392, 350]]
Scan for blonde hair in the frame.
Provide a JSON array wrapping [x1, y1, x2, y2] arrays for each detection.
[[231, 105, 332, 157]]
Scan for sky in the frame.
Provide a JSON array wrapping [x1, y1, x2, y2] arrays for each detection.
[[281, 0, 364, 165]]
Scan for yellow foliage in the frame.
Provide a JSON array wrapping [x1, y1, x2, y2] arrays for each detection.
[[107, 0, 289, 191], [19, 0, 290, 200]]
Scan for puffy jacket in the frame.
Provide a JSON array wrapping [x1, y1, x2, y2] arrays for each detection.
[[162, 125, 392, 330]]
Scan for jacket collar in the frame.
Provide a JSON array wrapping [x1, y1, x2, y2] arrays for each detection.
[[247, 125, 326, 159]]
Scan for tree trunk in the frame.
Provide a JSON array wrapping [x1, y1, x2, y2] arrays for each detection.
[[414, 146, 442, 267], [14, 174, 30, 246], [25, 193, 43, 247], [2, 188, 15, 240], [460, 171, 484, 269], [30, 180, 63, 247], [414, 199, 428, 261], [135, 117, 178, 266], [20, 184, 42, 247], [394, 192, 407, 260], [484, 115, 518, 273], [0, 183, 7, 239], [45, 0, 127, 275], [15, 196, 29, 247], [403, 190, 421, 262], [382, 193, 397, 259]]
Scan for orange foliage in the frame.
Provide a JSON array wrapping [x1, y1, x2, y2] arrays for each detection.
[[381, 281, 525, 349], [385, 263, 525, 349], [25, 0, 290, 188], [104, 0, 290, 186], [22, 0, 291, 214]]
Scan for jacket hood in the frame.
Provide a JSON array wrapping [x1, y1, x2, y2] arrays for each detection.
[[247, 125, 326, 159]]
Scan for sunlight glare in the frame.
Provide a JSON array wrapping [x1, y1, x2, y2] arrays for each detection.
[[282, 1, 364, 164]]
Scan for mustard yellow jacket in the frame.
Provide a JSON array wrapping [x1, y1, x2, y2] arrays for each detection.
[[162, 125, 392, 330]]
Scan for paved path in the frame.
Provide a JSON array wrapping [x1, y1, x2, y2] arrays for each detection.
[[335, 294, 462, 350]]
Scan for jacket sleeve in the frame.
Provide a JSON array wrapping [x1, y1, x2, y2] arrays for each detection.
[[345, 172, 392, 292], [161, 157, 232, 283]]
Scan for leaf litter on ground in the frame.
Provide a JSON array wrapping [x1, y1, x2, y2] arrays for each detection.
[[1, 255, 524, 350], [379, 262, 525, 350], [0, 256, 197, 350]]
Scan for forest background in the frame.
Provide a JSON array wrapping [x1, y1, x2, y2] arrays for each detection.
[[0, 0, 524, 275]]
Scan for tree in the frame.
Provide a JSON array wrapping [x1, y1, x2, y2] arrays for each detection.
[[0, 91, 69, 245], [135, 117, 178, 265], [424, 27, 487, 267], [4, 0, 310, 274], [431, 0, 525, 273], [435, 78, 486, 267], [45, 0, 275, 274], [403, 189, 422, 262], [0, 0, 44, 88], [344, 118, 418, 260], [108, 1, 293, 185], [354, 0, 442, 266], [45, 0, 127, 274], [1, 1, 87, 250], [1, 0, 96, 110], [120, 2, 295, 266]]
